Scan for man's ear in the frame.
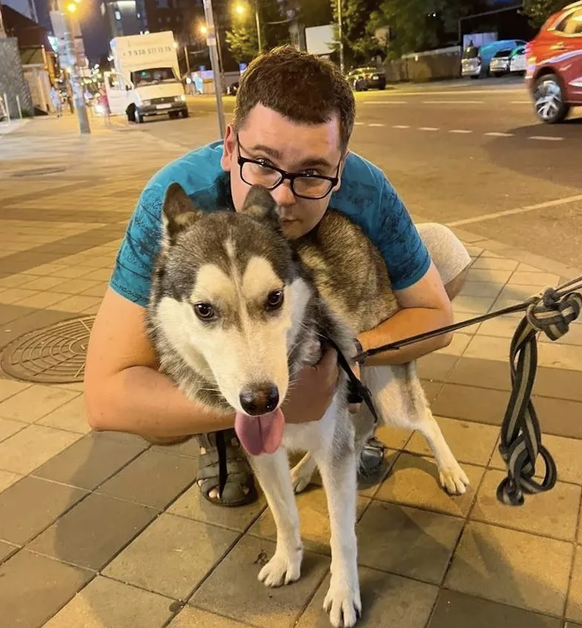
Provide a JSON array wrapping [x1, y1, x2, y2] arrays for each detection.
[[220, 125, 236, 172], [241, 185, 281, 228], [162, 183, 201, 240], [333, 150, 349, 193]]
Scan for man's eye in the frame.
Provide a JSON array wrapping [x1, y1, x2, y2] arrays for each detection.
[[303, 169, 321, 177], [256, 159, 274, 169]]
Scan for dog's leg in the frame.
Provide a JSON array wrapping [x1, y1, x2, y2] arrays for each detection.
[[290, 452, 317, 494], [365, 364, 469, 495], [313, 418, 361, 628], [415, 406, 470, 494], [250, 449, 303, 587]]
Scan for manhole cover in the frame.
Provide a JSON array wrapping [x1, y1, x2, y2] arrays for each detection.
[[1, 316, 94, 383], [11, 166, 67, 177]]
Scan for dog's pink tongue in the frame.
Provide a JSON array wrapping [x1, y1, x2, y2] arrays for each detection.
[[234, 409, 284, 456]]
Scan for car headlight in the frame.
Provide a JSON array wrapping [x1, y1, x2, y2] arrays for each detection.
[[175, 95, 186, 102], [142, 99, 151, 106]]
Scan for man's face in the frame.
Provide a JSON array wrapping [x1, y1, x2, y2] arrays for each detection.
[[221, 104, 345, 239]]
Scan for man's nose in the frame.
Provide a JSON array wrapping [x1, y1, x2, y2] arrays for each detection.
[[270, 181, 296, 207]]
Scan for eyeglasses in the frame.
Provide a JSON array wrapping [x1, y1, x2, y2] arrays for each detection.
[[236, 135, 341, 200]]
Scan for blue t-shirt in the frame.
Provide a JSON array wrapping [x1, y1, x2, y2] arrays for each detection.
[[110, 141, 430, 307]]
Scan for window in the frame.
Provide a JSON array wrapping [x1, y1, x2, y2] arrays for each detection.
[[115, 9, 121, 19], [556, 9, 582, 35]]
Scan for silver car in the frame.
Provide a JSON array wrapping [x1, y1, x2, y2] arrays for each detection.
[[489, 48, 516, 77]]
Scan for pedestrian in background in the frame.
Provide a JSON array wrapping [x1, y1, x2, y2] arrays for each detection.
[[50, 86, 62, 118]]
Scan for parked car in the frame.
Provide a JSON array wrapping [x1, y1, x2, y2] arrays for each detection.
[[526, 0, 582, 123], [509, 45, 527, 74], [489, 47, 518, 76], [461, 39, 527, 78], [346, 67, 387, 91]]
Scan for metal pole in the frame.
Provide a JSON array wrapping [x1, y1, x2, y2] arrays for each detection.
[[57, 0, 90, 134], [16, 95, 22, 118], [184, 44, 191, 75], [337, 0, 344, 74], [255, 0, 262, 53], [202, 0, 226, 139]]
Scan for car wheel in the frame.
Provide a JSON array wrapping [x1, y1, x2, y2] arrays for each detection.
[[136, 112, 143, 124], [181, 109, 189, 119], [126, 105, 136, 123], [470, 75, 479, 80], [533, 74, 570, 123]]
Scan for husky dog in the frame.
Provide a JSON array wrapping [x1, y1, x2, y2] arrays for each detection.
[[147, 182, 469, 628]]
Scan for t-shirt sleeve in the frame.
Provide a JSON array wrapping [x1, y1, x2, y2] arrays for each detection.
[[375, 178, 431, 291], [109, 183, 165, 307]]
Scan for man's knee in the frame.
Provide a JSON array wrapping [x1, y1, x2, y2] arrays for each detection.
[[416, 223, 471, 296], [445, 264, 470, 300]]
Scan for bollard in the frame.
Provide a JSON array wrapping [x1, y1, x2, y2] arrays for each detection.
[[16, 95, 22, 119]]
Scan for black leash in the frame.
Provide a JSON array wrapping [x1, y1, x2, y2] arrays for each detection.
[[352, 277, 582, 506]]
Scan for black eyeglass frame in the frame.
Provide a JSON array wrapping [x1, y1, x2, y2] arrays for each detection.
[[236, 135, 342, 200]]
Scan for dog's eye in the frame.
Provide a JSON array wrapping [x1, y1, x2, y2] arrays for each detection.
[[266, 290, 284, 311], [194, 303, 216, 321]]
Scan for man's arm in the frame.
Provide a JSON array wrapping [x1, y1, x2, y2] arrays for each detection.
[[358, 261, 453, 367], [85, 288, 339, 437]]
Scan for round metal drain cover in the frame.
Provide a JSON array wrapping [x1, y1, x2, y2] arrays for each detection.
[[12, 166, 67, 177], [1, 316, 95, 383]]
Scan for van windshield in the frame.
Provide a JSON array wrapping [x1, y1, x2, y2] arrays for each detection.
[[131, 67, 178, 86]]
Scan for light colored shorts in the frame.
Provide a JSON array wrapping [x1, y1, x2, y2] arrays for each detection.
[[417, 223, 472, 286]]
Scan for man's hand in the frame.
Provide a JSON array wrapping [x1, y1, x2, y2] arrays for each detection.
[[283, 348, 339, 424]]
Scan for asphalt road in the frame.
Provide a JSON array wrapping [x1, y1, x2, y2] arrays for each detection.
[[137, 77, 582, 270]]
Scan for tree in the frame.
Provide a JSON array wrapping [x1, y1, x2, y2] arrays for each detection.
[[523, 0, 571, 28], [225, 0, 291, 64], [370, 0, 484, 59], [330, 0, 386, 68]]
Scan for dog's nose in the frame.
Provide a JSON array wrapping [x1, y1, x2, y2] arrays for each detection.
[[239, 383, 279, 416]]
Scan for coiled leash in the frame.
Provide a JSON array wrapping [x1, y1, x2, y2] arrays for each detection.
[[352, 276, 582, 506]]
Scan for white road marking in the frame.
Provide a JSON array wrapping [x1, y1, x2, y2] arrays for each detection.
[[447, 194, 582, 227], [419, 127, 439, 131], [485, 132, 514, 137], [449, 129, 473, 134], [354, 122, 364, 126], [529, 135, 563, 141], [363, 89, 525, 97], [368, 123, 385, 127], [363, 101, 408, 105], [393, 125, 410, 129], [510, 100, 532, 104], [422, 100, 484, 104]]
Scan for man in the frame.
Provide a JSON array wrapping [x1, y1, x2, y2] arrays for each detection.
[[85, 47, 470, 506]]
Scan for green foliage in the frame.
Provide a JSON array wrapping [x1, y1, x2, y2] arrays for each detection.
[[330, 0, 386, 68], [523, 0, 572, 28]]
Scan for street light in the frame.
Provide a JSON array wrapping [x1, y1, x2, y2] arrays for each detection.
[[57, 0, 90, 133], [234, 0, 262, 53], [198, 23, 208, 36]]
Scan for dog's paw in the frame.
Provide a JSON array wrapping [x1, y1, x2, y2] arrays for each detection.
[[323, 577, 362, 628], [290, 464, 313, 494], [258, 550, 302, 587], [439, 461, 470, 495]]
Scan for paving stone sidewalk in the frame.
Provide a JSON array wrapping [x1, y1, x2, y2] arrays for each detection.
[[0, 116, 581, 628]]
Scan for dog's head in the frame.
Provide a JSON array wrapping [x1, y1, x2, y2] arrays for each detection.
[[151, 183, 313, 455]]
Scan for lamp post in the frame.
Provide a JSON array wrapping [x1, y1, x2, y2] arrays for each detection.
[[235, 1, 262, 53], [202, 0, 226, 138], [337, 0, 344, 74], [58, 0, 90, 134]]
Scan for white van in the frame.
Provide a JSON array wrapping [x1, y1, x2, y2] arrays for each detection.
[[105, 31, 188, 123]]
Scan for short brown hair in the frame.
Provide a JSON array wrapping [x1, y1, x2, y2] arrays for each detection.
[[233, 46, 355, 151]]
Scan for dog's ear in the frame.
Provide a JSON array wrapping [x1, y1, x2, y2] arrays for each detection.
[[241, 185, 281, 227], [162, 183, 201, 239]]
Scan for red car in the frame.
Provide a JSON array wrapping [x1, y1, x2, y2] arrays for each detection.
[[526, 0, 582, 123]]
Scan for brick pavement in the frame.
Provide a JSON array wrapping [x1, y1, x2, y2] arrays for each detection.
[[0, 116, 581, 628]]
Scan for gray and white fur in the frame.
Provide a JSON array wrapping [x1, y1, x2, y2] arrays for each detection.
[[146, 183, 469, 628]]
